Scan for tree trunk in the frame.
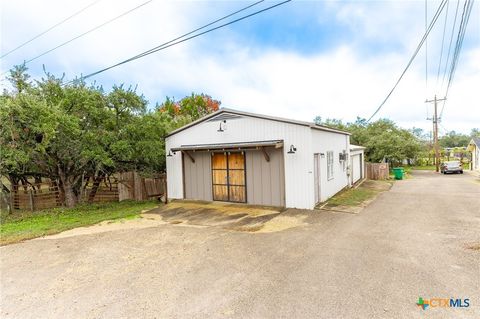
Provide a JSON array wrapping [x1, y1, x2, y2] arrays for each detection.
[[63, 181, 77, 208], [58, 165, 78, 208], [88, 173, 105, 203]]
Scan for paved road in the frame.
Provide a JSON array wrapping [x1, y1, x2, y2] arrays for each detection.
[[1, 171, 479, 318]]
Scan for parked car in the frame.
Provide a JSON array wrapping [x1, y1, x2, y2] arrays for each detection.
[[440, 161, 463, 174]]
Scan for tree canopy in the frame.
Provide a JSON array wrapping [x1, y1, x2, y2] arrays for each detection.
[[1, 66, 219, 207], [314, 116, 421, 164]]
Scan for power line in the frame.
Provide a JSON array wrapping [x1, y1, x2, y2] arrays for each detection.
[[424, 0, 430, 120], [109, 0, 265, 70], [440, 0, 474, 119], [441, 0, 461, 90], [18, 0, 153, 66], [435, 0, 449, 86], [366, 0, 448, 122], [71, 0, 291, 83], [1, 0, 103, 59], [445, 0, 473, 93]]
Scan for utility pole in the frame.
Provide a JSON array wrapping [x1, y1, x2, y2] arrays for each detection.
[[426, 95, 446, 172]]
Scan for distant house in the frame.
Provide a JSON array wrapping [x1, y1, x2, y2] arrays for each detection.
[[165, 108, 363, 209], [444, 146, 467, 159], [467, 137, 480, 171]]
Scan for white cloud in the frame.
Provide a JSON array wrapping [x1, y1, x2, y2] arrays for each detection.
[[1, 0, 479, 134]]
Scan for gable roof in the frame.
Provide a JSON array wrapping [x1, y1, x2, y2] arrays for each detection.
[[166, 108, 350, 138]]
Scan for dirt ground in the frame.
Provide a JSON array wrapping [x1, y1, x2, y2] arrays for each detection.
[[43, 201, 309, 239], [1, 170, 479, 318]]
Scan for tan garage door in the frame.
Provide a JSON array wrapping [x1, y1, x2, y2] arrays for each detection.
[[211, 152, 246, 203]]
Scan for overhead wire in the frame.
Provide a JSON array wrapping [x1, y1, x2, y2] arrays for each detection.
[[441, 0, 461, 90], [425, 0, 429, 93], [435, 0, 450, 87], [0, 0, 103, 58], [366, 0, 448, 122], [16, 0, 153, 66], [445, 0, 473, 93], [425, 0, 430, 119], [103, 0, 265, 69], [440, 0, 474, 119], [69, 0, 291, 83]]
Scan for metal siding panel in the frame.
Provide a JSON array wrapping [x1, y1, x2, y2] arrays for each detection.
[[253, 153, 262, 204], [314, 154, 319, 203], [204, 153, 213, 201], [311, 130, 350, 202], [244, 149, 284, 207], [184, 153, 192, 198], [260, 155, 270, 205], [245, 152, 255, 203], [183, 152, 212, 201], [269, 152, 278, 206], [270, 149, 282, 206]]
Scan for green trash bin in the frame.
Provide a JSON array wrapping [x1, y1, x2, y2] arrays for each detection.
[[393, 167, 404, 180]]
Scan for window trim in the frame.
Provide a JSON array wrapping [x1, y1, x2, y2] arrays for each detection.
[[327, 151, 334, 180]]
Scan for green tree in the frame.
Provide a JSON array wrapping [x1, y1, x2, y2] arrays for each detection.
[[314, 116, 421, 164], [1, 67, 221, 207], [470, 128, 479, 138], [439, 131, 470, 148]]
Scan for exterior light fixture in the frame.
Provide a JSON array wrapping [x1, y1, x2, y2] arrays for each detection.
[[217, 120, 226, 132], [287, 145, 297, 154], [167, 150, 176, 157]]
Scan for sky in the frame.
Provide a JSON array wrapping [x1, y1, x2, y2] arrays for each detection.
[[1, 0, 479, 135]]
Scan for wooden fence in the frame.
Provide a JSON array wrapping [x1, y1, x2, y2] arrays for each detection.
[[118, 172, 166, 201], [80, 178, 119, 203], [11, 183, 62, 211], [365, 162, 390, 180], [3, 172, 166, 212]]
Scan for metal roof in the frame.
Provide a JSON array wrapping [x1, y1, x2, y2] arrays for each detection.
[[166, 108, 351, 138], [171, 140, 284, 152], [350, 144, 366, 151], [472, 137, 480, 146]]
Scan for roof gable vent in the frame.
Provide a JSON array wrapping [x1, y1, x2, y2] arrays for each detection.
[[207, 112, 242, 122]]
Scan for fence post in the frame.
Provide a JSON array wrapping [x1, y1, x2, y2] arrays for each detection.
[[164, 177, 168, 204], [9, 191, 13, 213], [29, 190, 34, 211]]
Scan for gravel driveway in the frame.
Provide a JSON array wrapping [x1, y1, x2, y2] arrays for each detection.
[[1, 170, 479, 318]]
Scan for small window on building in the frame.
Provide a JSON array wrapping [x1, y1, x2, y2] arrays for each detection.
[[327, 151, 334, 180]]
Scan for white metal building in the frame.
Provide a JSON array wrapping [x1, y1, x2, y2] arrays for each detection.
[[165, 108, 359, 209], [350, 144, 366, 184]]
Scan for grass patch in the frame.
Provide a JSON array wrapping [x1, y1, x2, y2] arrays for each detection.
[[0, 200, 159, 245], [327, 188, 377, 207]]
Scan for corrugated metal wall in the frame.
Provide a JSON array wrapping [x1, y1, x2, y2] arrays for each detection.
[[183, 152, 212, 201], [311, 130, 350, 202], [245, 148, 285, 207]]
